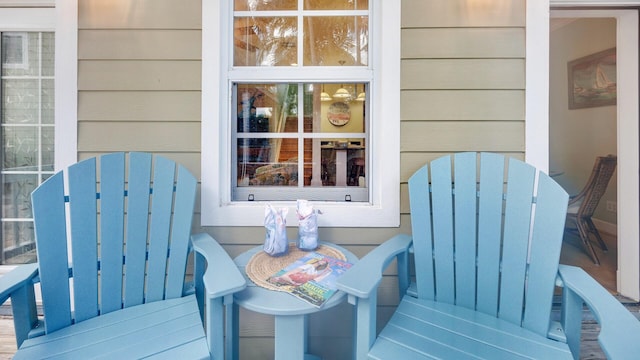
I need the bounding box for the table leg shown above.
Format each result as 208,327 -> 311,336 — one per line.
231,302 -> 239,360
275,314 -> 308,360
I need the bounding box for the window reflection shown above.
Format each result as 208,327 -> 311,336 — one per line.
234,0 -> 297,11
234,0 -> 368,11
234,17 -> 298,66
235,83 -> 367,191
233,7 -> 368,66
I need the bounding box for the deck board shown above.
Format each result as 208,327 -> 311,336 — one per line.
0,305 -> 638,359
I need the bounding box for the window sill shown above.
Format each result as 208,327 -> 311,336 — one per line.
201,199 -> 399,228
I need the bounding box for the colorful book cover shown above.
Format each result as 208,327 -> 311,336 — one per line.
266,252 -> 353,307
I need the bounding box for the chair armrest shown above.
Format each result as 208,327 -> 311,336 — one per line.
336,234 -> 412,299
191,233 -> 246,299
0,263 -> 40,347
0,263 -> 39,304
557,264 -> 640,359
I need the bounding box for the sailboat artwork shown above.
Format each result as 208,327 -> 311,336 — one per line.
568,47 -> 617,109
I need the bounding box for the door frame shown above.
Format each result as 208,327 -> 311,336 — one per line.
528,1 -> 640,300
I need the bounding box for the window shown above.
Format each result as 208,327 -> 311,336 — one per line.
202,0 -> 400,226
0,2 -> 75,267
0,31 -> 54,265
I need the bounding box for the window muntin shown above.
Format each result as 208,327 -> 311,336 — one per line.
233,82 -> 368,202
1,31 -> 54,265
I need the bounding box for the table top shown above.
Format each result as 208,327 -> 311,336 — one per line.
233,242 -> 358,316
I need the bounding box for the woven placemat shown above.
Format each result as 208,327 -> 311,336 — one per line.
246,243 -> 346,292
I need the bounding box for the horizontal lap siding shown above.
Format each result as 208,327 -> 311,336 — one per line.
79,91 -> 201,121
399,0 -> 526,217
77,0 -> 201,164
402,90 -> 525,121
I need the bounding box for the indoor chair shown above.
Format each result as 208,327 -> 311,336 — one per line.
566,154 -> 617,265
0,152 -> 245,359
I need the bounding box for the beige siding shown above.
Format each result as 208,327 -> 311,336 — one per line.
399,0 -> 527,176
78,0 -> 201,29
402,0 -> 526,28
77,0 -> 201,164
402,28 -> 525,59
78,61 -> 201,91
401,121 -> 525,152
75,0 -> 527,358
402,90 -> 525,121
79,30 -> 201,60
77,122 -> 200,152
79,91 -> 201,121
402,59 -> 525,90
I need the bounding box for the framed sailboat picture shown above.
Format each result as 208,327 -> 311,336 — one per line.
568,47 -> 617,109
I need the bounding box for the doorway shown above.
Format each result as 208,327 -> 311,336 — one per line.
549,8 -> 639,300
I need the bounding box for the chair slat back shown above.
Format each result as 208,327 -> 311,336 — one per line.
31,172 -> 74,333
408,152 -> 569,336
99,153 -> 127,314
68,157 -> 100,323
31,152 -> 197,334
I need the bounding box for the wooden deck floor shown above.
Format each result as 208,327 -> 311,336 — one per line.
0,305 -> 637,359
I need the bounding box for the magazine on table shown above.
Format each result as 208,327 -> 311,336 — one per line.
266,251 -> 353,308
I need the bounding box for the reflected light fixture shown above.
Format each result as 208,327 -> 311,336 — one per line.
355,84 -> 366,102
321,85 -> 332,101
333,85 -> 351,100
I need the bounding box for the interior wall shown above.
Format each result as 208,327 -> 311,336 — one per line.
549,17 -> 618,225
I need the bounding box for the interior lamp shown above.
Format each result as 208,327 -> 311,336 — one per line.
332,86 -> 351,100
321,85 -> 333,101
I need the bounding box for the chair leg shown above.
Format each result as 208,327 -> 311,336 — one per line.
585,218 -> 609,252
577,219 -> 601,266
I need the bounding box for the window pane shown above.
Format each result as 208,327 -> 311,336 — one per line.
234,17 -> 297,66
304,0 -> 368,10
317,138 -> 366,187
41,32 -> 55,76
303,16 -> 368,66
1,221 -> 35,265
234,0 -> 297,11
237,83 -> 298,133
1,174 -> 36,218
2,79 -> 39,124
238,138 -> 298,187
313,83 -> 367,133
42,79 -> 54,124
42,126 -> 54,171
2,126 -> 39,171
2,33 -> 41,77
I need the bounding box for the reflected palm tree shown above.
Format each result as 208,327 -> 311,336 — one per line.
234,1 -> 368,67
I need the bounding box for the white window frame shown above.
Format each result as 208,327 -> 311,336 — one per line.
202,0 -> 400,227
0,0 -> 77,271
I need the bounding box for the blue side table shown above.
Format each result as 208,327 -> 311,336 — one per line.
232,242 -> 358,360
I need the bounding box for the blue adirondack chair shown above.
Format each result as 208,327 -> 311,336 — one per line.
337,152 -> 640,359
0,152 -> 245,359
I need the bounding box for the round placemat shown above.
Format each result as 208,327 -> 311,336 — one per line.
246,243 -> 346,292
